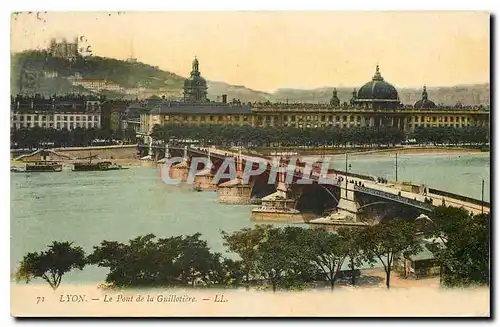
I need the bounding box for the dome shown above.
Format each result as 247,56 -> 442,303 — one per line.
414,99 -> 436,109
357,65 -> 398,100
414,85 -> 436,108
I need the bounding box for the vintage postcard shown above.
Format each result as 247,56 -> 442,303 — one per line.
10,11 -> 490,317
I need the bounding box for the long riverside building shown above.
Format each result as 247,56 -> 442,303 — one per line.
125,58 -> 490,137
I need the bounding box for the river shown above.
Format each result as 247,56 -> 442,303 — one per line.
10,152 -> 490,284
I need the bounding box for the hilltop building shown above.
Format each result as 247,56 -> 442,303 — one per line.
48,37 -> 79,60
125,58 -> 489,139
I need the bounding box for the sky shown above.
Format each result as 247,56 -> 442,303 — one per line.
11,11 -> 490,93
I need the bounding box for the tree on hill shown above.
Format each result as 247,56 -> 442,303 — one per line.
15,241 -> 86,290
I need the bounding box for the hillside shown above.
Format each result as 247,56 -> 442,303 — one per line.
11,51 -> 489,105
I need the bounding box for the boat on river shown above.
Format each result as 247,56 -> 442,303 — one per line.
72,161 -> 127,171
11,161 -> 63,173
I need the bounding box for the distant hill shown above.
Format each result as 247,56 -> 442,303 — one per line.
11,51 -> 489,105
207,81 -> 271,103
272,84 -> 490,106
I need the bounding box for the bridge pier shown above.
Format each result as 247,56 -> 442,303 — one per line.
330,180 -> 361,223
192,149 -> 217,191
217,178 -> 253,204
169,146 -> 190,182
309,180 -> 367,231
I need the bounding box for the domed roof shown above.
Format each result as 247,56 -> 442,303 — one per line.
414,85 -> 436,108
357,65 -> 398,100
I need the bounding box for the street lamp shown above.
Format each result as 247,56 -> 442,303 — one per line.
395,152 -> 398,182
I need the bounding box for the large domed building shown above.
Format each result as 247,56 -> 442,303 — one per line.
352,65 -> 401,109
183,57 -> 208,103
414,85 -> 436,109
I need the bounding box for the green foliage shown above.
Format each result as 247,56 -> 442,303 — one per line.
87,233 -> 231,288
20,215 -> 489,290
303,228 -> 348,290
11,127 -> 124,149
15,241 -> 86,289
255,227 -> 318,292
150,124 -> 407,148
359,219 -> 421,289
11,51 -> 186,95
412,126 -> 489,146
337,227 -> 366,286
425,206 -> 489,287
221,224 -> 272,288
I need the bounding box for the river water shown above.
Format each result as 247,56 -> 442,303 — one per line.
10,152 -> 490,284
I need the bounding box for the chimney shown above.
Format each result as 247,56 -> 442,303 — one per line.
222,94 -> 227,104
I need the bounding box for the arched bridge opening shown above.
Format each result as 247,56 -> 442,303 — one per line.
355,192 -> 423,224
295,183 -> 340,216
250,172 -> 277,199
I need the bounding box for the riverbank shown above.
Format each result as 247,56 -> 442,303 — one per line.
326,146 -> 488,158
10,146 -> 488,169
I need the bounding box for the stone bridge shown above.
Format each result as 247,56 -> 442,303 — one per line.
150,144 -> 489,226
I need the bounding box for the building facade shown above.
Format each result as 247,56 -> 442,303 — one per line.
68,75 -> 125,94
10,96 -> 102,131
130,59 -> 490,138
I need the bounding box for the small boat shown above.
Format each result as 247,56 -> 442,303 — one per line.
23,161 -> 63,172
192,185 -> 203,192
73,161 -> 128,171
72,150 -> 127,172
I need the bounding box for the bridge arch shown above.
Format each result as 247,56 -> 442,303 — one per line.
294,183 -> 339,215
250,173 -> 277,199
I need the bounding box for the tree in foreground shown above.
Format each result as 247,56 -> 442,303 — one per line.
15,241 -> 86,290
337,227 -> 366,286
360,219 -> 421,289
88,233 -> 229,288
221,224 -> 273,289
255,227 -> 317,292
303,228 -> 347,290
425,206 -> 489,287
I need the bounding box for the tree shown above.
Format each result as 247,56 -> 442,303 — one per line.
176,233 -> 219,287
425,206 -> 489,287
337,227 -> 365,286
303,229 -> 347,290
15,241 -> 86,290
360,219 -> 421,289
255,227 -> 317,292
88,233 -> 226,288
221,224 -> 273,289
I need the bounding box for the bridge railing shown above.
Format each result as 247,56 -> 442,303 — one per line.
354,185 -> 435,211
429,187 -> 490,209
